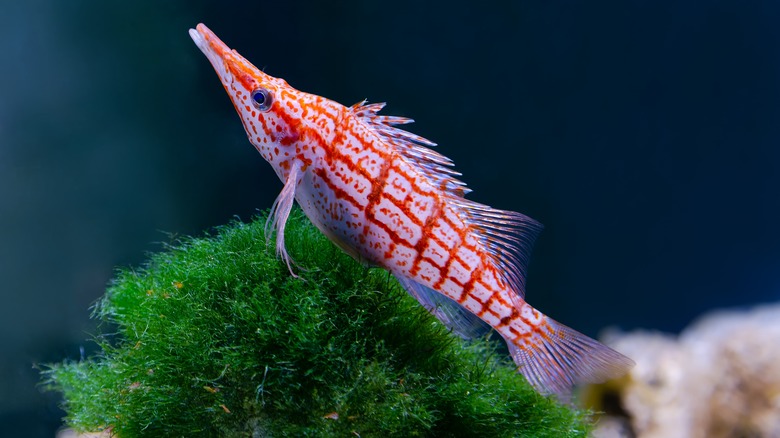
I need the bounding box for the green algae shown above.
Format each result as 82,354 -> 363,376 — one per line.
42,209 -> 592,437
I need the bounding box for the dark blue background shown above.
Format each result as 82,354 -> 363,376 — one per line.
2,1 -> 778,435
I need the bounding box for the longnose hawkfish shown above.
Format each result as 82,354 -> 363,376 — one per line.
189,23 -> 633,397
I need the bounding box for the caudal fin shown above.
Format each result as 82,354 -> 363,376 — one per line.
505,312 -> 634,398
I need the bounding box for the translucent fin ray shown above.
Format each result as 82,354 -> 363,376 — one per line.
265,163 -> 300,277
454,199 -> 543,298
351,101 -> 471,198
395,275 -> 490,340
505,313 -> 635,399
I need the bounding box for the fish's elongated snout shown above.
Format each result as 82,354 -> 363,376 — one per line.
189,23 -> 273,94
188,23 -> 223,55
189,24 -> 232,85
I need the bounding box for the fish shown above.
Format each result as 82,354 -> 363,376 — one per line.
189,23 -> 633,397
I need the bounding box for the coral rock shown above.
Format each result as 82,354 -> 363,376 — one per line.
592,303 -> 780,438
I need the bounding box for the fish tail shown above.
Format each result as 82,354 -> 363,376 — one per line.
504,305 -> 634,398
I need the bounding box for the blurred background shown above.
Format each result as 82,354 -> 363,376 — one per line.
2,1 -> 779,435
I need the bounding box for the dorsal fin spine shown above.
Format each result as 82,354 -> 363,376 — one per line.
351,100 -> 542,298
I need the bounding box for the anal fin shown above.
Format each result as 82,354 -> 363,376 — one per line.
394,275 -> 489,340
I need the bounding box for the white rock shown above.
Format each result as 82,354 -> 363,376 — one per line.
592,302 -> 780,438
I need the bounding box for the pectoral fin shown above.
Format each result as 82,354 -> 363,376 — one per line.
266,164 -> 300,276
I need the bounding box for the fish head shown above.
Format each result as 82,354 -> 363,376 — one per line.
189,23 -> 307,180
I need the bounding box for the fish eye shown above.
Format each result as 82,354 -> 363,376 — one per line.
250,88 -> 273,112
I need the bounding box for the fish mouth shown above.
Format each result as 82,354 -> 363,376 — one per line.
189,24 -> 226,60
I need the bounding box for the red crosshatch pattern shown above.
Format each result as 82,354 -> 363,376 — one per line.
191,23 -> 633,397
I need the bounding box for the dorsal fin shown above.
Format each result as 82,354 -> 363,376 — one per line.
454,199 -> 542,298
351,101 -> 471,198
352,101 -> 543,298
